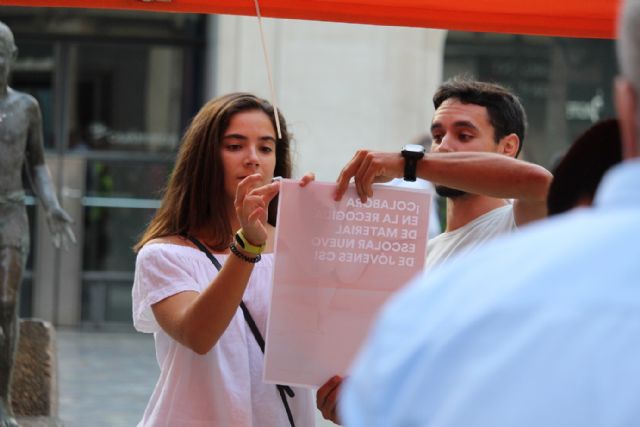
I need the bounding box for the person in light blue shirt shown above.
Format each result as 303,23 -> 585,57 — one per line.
340,0 -> 640,425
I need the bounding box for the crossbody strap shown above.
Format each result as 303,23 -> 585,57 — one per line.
184,233 -> 223,270
182,233 -> 296,427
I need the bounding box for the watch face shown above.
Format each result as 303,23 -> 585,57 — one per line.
402,144 -> 425,156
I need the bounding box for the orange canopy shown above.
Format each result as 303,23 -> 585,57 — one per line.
3,0 -> 619,39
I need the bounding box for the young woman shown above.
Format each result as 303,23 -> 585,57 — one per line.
132,93 -> 316,426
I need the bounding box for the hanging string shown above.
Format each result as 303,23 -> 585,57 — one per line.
253,0 -> 282,139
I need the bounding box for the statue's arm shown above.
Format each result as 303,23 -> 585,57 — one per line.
25,96 -> 76,248
25,97 -> 58,213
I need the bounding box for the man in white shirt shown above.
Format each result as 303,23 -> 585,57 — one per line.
317,79 -> 552,423
340,0 -> 640,425
334,78 -> 552,271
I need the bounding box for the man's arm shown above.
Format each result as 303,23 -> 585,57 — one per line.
24,96 -> 76,248
417,152 -> 551,226
334,150 -> 552,225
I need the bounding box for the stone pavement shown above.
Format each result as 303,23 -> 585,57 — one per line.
55,329 -> 336,426
56,329 -> 157,427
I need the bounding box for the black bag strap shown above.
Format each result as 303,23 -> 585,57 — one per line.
182,233 -> 296,427
184,233 -> 223,270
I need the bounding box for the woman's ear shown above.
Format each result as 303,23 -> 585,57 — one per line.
498,133 -> 520,158
615,76 -> 639,159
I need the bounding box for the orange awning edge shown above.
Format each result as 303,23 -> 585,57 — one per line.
1,0 -> 619,39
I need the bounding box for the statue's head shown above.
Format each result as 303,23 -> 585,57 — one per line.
0,21 -> 17,82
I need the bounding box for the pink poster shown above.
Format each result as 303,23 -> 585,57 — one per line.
264,180 -> 431,388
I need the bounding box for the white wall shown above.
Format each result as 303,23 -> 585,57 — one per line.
211,15 -> 446,181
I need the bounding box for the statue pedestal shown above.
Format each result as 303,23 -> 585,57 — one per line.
10,319 -> 63,426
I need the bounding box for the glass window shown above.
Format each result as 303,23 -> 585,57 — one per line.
84,158 -> 173,199
71,44 -> 185,153
11,42 -> 55,149
81,280 -> 135,324
83,205 -> 158,272
82,158 -> 170,272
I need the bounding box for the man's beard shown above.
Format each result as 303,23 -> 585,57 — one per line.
435,185 -> 468,199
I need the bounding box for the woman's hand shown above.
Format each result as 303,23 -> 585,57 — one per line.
235,174 -> 280,245
298,171 -> 316,187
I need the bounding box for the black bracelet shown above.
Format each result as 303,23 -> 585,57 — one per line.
229,242 -> 262,263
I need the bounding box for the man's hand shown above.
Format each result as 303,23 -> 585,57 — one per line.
317,375 -> 344,425
46,206 -> 76,251
334,150 -> 403,202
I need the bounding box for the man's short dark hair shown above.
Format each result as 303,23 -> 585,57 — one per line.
433,78 -> 527,156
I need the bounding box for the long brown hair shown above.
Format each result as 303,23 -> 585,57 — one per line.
134,93 -> 292,252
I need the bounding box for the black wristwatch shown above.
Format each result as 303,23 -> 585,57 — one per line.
401,144 -> 426,182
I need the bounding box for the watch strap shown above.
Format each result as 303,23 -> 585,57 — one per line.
403,157 -> 418,181
401,144 -> 425,182
235,229 -> 265,255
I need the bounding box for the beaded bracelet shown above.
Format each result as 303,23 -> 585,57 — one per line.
229,242 -> 262,263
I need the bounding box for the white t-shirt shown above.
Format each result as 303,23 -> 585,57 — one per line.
386,178 -> 441,238
425,204 -> 516,270
132,243 -> 315,427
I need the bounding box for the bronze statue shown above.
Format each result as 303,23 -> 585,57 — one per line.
0,21 -> 75,427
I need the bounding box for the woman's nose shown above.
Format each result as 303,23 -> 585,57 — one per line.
244,146 -> 260,167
